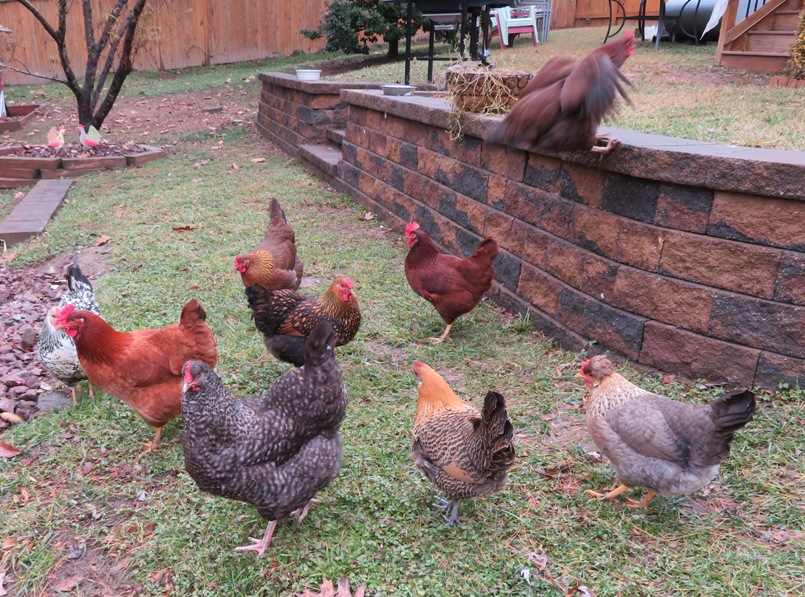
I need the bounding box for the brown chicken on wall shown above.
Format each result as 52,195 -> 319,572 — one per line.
411,361 -> 515,526
404,221 -> 498,344
55,299 -> 219,448
485,31 -> 636,153
245,277 -> 361,367
235,198 -> 304,291
576,355 -> 756,508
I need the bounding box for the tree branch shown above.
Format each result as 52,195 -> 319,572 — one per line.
91,0 -> 131,107
0,62 -> 67,85
12,0 -> 61,41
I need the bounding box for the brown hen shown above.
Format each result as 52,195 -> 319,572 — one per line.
485,31 -> 636,153
577,355 -> 756,508
55,299 -> 219,448
246,277 -> 361,367
404,221 -> 498,343
235,198 -> 304,291
411,361 -> 515,526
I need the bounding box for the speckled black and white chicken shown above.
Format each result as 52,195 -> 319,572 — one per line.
181,321 -> 347,556
576,355 -> 756,508
36,256 -> 101,404
411,361 -> 516,526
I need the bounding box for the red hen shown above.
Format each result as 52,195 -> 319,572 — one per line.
404,221 -> 498,343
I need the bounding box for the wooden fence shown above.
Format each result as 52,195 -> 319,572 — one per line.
0,0 -> 328,85
0,0 -> 661,87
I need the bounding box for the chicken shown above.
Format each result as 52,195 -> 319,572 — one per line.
485,31 -> 636,153
404,221 -> 498,344
235,198 -> 304,291
181,322 -> 346,555
245,277 -> 361,367
36,256 -> 101,405
576,355 -> 756,509
54,299 -> 219,448
411,361 -> 515,526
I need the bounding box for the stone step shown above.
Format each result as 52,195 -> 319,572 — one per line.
298,142 -> 342,177
0,179 -> 73,247
326,127 -> 346,146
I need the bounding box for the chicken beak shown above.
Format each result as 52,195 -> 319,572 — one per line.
574,372 -> 585,379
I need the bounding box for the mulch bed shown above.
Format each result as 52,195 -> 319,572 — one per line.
4,141 -> 151,159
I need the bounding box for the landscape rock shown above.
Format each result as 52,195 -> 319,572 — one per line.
37,391 -> 73,413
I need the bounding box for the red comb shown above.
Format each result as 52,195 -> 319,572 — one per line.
343,277 -> 353,288
405,221 -> 420,235
183,363 -> 194,384
57,304 -> 75,323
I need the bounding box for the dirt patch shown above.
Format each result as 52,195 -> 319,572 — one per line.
2,141 -> 151,159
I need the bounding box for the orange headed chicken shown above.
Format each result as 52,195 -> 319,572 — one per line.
245,277 -> 361,367
576,355 -> 756,509
55,299 -> 219,448
235,198 -> 304,291
411,361 -> 515,526
485,32 -> 636,153
404,221 -> 498,344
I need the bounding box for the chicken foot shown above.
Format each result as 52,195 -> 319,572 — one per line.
291,498 -> 321,524
586,483 -> 631,502
429,323 -> 453,344
235,519 -> 277,556
591,134 -> 620,154
625,490 -> 656,510
432,496 -> 461,527
140,427 -> 164,453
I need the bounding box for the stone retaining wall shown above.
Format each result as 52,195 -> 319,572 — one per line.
256,74 -> 805,389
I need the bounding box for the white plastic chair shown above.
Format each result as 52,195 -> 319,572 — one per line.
488,6 -> 539,49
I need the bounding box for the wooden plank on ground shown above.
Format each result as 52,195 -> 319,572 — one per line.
0,179 -> 73,247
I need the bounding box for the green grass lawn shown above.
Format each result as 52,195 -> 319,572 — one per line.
1,48 -> 804,596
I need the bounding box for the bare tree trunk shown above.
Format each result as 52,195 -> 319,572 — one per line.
13,0 -> 149,130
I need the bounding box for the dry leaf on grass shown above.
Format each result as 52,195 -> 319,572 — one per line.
358,212 -> 374,221
52,575 -> 83,592
251,157 -> 266,163
171,225 -> 196,232
13,191 -> 25,200
231,163 -> 240,169
0,441 -> 22,458
93,235 -> 111,247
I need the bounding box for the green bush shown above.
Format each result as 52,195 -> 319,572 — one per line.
300,0 -> 426,56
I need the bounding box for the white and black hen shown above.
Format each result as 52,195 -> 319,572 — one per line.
181,321 -> 346,556
36,255 -> 101,404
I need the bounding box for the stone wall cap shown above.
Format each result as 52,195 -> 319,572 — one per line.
340,89 -> 805,201
258,71 -> 383,92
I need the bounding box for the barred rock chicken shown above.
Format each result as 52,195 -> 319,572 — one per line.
411,361 -> 515,526
404,222 -> 498,343
485,31 -> 636,153
235,198 -> 304,291
55,299 -> 219,448
576,355 -> 756,508
181,322 -> 346,556
37,256 -> 101,405
246,277 -> 361,367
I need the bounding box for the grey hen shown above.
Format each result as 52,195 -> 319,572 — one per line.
576,355 -> 756,508
181,321 -> 346,555
36,255 -> 101,404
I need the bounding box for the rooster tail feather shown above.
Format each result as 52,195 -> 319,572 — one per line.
481,391 -> 516,468
711,388 -> 756,435
304,321 -> 336,369
472,238 -> 500,262
269,198 -> 287,225
66,256 -> 93,293
180,299 -> 207,326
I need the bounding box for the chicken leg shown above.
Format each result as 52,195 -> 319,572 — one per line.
140,427 -> 164,453
235,519 -> 277,556
626,490 -> 656,510
591,134 -> 620,154
290,498 -> 320,524
429,323 -> 453,344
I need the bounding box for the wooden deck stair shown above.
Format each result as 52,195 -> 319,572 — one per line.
717,0 -> 802,72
